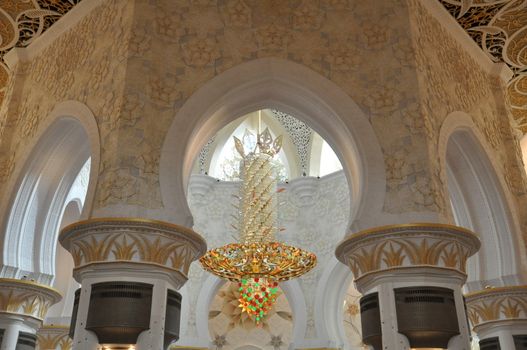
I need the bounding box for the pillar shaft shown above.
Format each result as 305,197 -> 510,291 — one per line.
0,279 -> 61,350
1,320 -> 20,350
59,218 -> 206,350
336,223 -> 480,350
466,285 -> 527,350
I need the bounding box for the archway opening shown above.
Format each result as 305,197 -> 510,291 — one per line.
159,58 -> 386,231
161,58 -> 385,349
446,129 -> 521,290
194,109 -> 343,181
3,117 -> 92,285
45,158 -> 91,325
180,108 -> 352,348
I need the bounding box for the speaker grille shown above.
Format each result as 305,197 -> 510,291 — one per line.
479,337 -> 501,350
86,282 -> 152,344
395,286 -> 459,348
16,332 -> 36,350
164,289 -> 182,349
69,288 -> 81,339
514,334 -> 527,350
360,293 -> 382,350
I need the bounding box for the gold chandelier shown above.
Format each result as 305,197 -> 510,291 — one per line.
200,128 -> 317,323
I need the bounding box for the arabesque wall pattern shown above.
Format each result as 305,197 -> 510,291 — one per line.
0,0 -> 525,246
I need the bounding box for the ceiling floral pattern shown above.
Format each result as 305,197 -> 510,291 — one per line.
0,0 -> 81,104
439,0 -> 527,132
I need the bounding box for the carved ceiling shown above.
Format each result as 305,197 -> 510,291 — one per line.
439,0 -> 527,133
0,0 -> 524,133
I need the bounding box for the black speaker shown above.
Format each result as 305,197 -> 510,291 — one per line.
86,282 -> 153,344
164,289 -> 182,349
360,292 -> 382,350
16,332 -> 36,350
479,337 -> 501,350
395,286 -> 459,348
69,288 -> 81,339
514,334 -> 527,350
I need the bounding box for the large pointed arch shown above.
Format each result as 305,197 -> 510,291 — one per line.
159,58 -> 385,230
439,112 -> 526,290
0,100 -> 100,284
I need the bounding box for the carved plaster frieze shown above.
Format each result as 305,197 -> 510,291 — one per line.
37,325 -> 71,350
465,285 -> 527,330
0,1 -> 82,99
59,217 -> 207,282
0,278 -> 61,322
335,223 -> 480,282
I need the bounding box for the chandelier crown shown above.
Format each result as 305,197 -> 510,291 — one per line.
234,127 -> 283,158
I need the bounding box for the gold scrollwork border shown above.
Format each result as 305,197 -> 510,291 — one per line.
60,217 -> 206,251
465,285 -> 527,328
335,223 -> 481,279
59,217 -> 207,276
336,222 -> 480,255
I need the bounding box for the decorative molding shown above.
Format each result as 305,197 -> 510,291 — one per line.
465,285 -> 527,330
335,223 -> 480,283
59,217 -> 207,282
0,278 -> 61,322
37,325 -> 71,350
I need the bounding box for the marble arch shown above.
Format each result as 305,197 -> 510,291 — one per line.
0,100 -> 100,285
439,111 -> 527,290
159,57 -> 386,230
161,58 -> 379,349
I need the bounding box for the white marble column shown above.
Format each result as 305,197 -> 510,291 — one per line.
466,286 -> 527,350
1,318 -> 21,350
71,283 -> 98,350
0,279 -> 62,350
336,223 -> 480,350
136,281 -> 169,350
59,218 -> 206,350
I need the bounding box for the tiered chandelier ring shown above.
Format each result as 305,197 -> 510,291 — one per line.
200,241 -> 317,281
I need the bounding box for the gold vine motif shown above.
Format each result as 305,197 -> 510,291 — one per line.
467,295 -> 527,326
70,232 -> 196,274
346,238 -> 469,277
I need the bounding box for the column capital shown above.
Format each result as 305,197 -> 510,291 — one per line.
336,223 -> 480,290
0,278 -> 61,324
465,285 -> 527,332
59,217 -> 207,289
37,325 -> 71,350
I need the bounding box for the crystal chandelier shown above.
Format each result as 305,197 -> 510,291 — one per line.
200,128 -> 317,323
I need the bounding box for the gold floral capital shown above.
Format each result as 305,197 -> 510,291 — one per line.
37,325 -> 71,350
59,217 -> 207,282
465,285 -> 527,330
0,278 -> 61,322
335,223 -> 480,281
